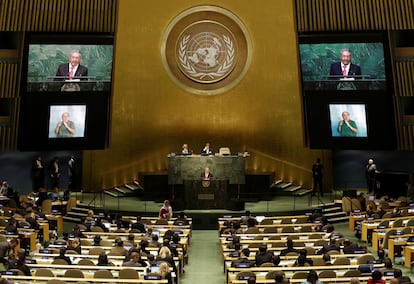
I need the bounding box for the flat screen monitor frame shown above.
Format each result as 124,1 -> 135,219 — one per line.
304,91 -> 396,150
18,92 -> 110,151
298,31 -> 393,93
22,32 -> 114,94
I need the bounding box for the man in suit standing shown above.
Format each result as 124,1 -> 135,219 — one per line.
312,158 -> 323,197
200,167 -> 213,180
330,48 -> 361,78
32,155 -> 44,193
55,50 -> 88,80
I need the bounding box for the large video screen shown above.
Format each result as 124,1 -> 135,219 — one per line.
18,93 -> 110,151
48,105 -> 87,139
23,33 -> 113,93
299,33 -> 390,92
304,93 -> 395,150
329,104 -> 368,138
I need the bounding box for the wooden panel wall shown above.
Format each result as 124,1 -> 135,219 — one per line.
295,0 -> 414,150
0,0 -> 117,151
0,0 -> 117,32
295,0 -> 414,31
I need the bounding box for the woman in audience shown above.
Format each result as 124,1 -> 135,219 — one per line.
156,246 -> 177,276
157,261 -> 173,284
159,200 -> 172,220
97,252 -> 114,266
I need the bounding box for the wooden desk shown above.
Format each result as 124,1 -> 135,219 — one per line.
168,154 -> 246,184
226,264 -> 384,284
230,276 -> 392,284
404,245 -> 414,267
2,275 -> 168,283
349,214 -> 365,232
46,214 -> 63,233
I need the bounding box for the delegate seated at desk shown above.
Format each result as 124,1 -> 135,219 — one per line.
180,144 -> 192,155
200,167 -> 213,180
200,143 -> 213,155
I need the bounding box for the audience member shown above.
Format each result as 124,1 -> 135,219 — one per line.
149,234 -> 161,248
317,238 -> 339,255
97,252 -> 114,266
342,238 -> 360,254
255,244 -> 274,266
240,210 -> 253,224
379,258 -> 397,274
0,239 -> 19,267
350,278 -> 360,284
274,271 -> 285,284
123,252 -> 145,267
377,249 -> 386,262
159,200 -> 173,220
66,238 -> 81,254
156,246 -> 177,275
301,270 -> 323,284
322,253 -> 331,265
280,238 -> 298,256
7,252 -> 31,276
93,235 -> 102,246
54,248 -> 71,265
157,261 -> 173,284
393,269 -> 411,284
131,216 -> 146,232
110,239 -> 127,256
368,270 -> 385,284
231,248 -> 255,267
245,218 -> 260,234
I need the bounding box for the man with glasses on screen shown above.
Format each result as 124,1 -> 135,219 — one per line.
54,112 -> 75,138
55,50 -> 88,80
338,111 -> 358,137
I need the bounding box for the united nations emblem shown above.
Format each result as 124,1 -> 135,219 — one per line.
161,6 -> 251,95
178,29 -> 237,83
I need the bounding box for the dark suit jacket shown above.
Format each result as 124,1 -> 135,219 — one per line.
55,64 -> 88,80
200,172 -> 213,179
329,62 -> 361,77
255,251 -> 274,266
131,222 -> 146,233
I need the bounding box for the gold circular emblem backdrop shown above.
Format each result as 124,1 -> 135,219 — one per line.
161,6 -> 252,96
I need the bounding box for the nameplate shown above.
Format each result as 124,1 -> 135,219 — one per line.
198,194 -> 214,200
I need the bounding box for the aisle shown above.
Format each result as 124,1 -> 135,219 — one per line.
180,230 -> 225,284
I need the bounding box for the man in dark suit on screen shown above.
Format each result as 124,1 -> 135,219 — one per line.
329,48 -> 361,78
55,50 -> 88,80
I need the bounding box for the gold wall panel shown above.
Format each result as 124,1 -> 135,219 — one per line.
0,0 -> 116,32
83,0 -> 327,191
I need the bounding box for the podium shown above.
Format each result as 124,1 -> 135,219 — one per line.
168,155 -> 245,184
183,179 -> 229,209
27,79 -> 111,92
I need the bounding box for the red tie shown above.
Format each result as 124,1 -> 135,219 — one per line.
342,65 -> 347,77
69,66 -> 74,79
